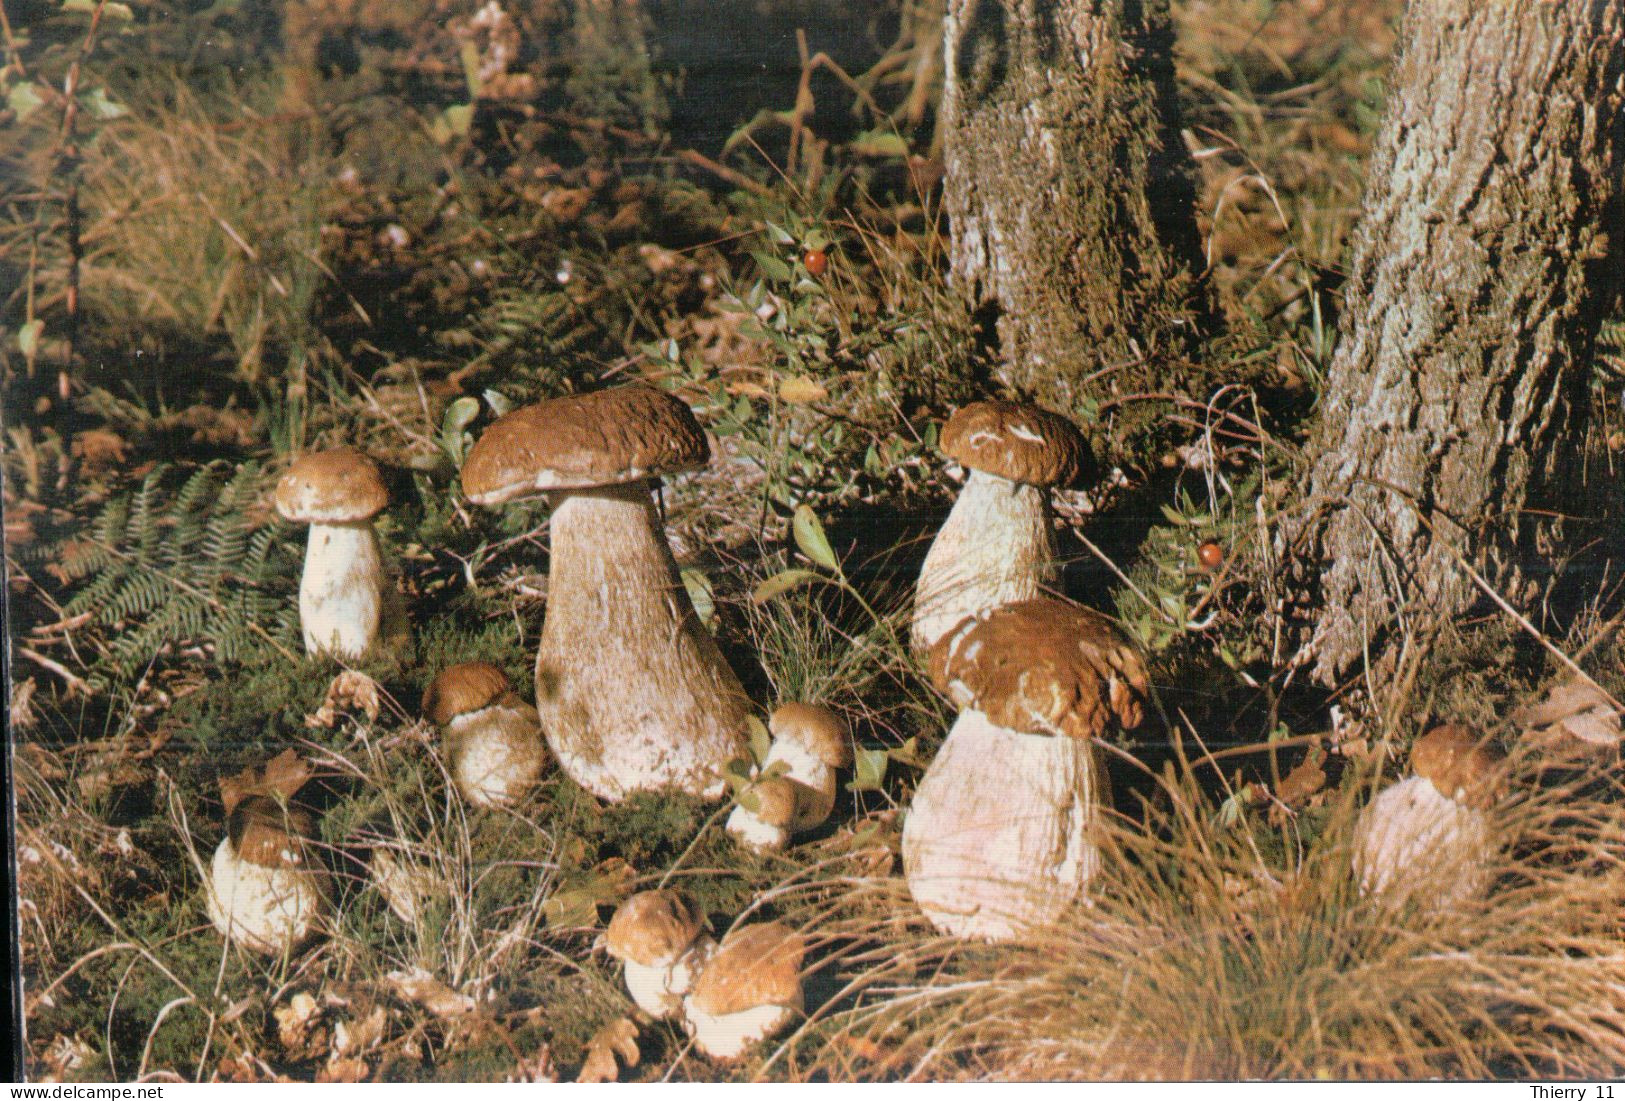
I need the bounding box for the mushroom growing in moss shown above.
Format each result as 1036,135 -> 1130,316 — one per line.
682,921 -> 805,1061
910,401 -> 1089,653
460,384 -> 749,801
903,599 -> 1149,941
275,447 -> 391,660
1353,723 -> 1505,910
724,774 -> 800,852
604,889 -> 715,1019
423,661 -> 547,808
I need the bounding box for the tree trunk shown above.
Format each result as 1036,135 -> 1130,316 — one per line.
942,0 -> 1206,410
1293,0 -> 1625,686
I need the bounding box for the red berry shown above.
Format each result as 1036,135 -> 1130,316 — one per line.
1197,540 -> 1224,571
803,249 -> 828,276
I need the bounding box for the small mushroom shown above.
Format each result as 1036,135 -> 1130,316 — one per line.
724,775 -> 800,852
910,401 -> 1089,653
604,890 -> 715,1019
423,662 -> 547,808
1353,723 -> 1505,910
275,448 -> 391,660
207,796 -> 329,954
903,598 -> 1149,941
682,922 -> 805,1061
764,702 -> 852,832
461,384 -> 750,801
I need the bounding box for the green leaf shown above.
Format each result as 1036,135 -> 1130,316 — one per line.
764,220 -> 796,246
751,569 -> 821,604
681,567 -> 716,628
847,747 -> 890,792
792,504 -> 839,571
8,82 -> 44,122
17,319 -> 43,357
745,715 -> 771,766
750,249 -> 793,284
1159,504 -> 1190,526
482,389 -> 513,417
79,87 -> 126,120
847,129 -> 910,158
442,395 -> 480,434
887,736 -> 929,770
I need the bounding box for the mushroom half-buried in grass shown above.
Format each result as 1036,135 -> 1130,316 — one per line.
725,703 -> 852,848
903,598 -> 1149,941
681,921 -> 806,1061
460,384 -> 749,801
423,661 -> 547,808
604,889 -> 715,1019
1353,723 -> 1505,911
910,400 -> 1090,653
275,447 -> 391,661
207,751 -> 330,955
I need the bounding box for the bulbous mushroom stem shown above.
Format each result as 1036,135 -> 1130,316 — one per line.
911,469 -> 1057,653
299,521 -> 385,660
682,996 -> 803,1062
446,694 -> 546,807
902,708 -> 1102,941
207,837 -> 329,954
1353,775 -> 1494,910
537,482 -> 749,801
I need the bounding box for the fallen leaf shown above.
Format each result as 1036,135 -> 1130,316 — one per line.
222,749 -> 312,815
778,375 -> 828,404
577,1018 -> 639,1083
316,1057 -> 370,1083
305,671 -> 382,729
385,968 -> 474,1018
1513,678 -> 1622,752
274,991 -> 327,1058
507,1046 -> 558,1083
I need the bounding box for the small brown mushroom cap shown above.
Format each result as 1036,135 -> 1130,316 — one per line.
929,599 -> 1149,739
688,922 -> 806,1016
770,702 -> 852,768
1411,724 -> 1505,810
275,448 -> 389,523
229,796 -> 318,870
746,776 -> 800,829
423,662 -> 512,726
940,400 -> 1089,488
605,890 -> 706,966
460,384 -> 709,506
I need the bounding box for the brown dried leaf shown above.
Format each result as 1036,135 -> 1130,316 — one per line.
316,1057 -> 370,1083
222,749 -> 312,815
778,375 -> 829,404
274,992 -> 328,1058
577,1017 -> 639,1083
1514,678 -> 1622,751
385,968 -> 475,1018
1275,748 -> 1327,806
305,671 -> 382,729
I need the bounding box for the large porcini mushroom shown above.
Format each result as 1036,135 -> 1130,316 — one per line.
910,401 -> 1089,653
207,751 -> 329,954
682,921 -> 806,1060
460,385 -> 749,801
423,661 -> 547,807
1353,723 -> 1504,910
275,447 -> 391,660
604,889 -> 715,1019
903,598 -> 1149,941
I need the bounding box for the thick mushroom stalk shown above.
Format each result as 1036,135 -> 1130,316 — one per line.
904,599 -> 1148,941
910,401 -> 1088,653
461,385 -> 749,803
539,483 -> 749,799
1353,724 -> 1503,911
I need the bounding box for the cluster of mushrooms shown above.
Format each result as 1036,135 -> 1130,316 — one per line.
206,383 -> 1513,1066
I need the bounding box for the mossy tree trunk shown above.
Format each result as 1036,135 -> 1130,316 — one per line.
1290,0 -> 1625,686
941,0 -> 1206,410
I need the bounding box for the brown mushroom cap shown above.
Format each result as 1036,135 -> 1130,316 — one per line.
605,890 -> 706,966
275,448 -> 389,523
460,384 -> 709,506
423,662 -> 512,726
688,922 -> 806,1016
229,796 -> 318,870
769,702 -> 852,768
746,776 -> 799,829
940,400 -> 1089,488
1411,724 -> 1505,809
929,599 -> 1149,739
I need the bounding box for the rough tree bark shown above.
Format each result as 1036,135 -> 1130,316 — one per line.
1293,0 -> 1625,685
941,0 -> 1206,410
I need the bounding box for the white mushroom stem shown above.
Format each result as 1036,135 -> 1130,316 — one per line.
762,740 -> 837,832
622,935 -> 715,1019
911,469 -> 1057,652
537,483 -> 748,801
447,695 -> 545,807
902,708 -> 1101,941
299,521 -> 385,660
682,993 -> 803,1061
207,838 -> 328,954
1353,776 -> 1494,910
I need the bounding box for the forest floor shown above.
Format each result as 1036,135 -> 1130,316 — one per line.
6,0 -> 1625,1082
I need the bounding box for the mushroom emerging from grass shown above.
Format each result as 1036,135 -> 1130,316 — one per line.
910,401 -> 1089,653
275,447 -> 390,660
207,751 -> 329,954
725,775 -> 800,852
904,599 -> 1149,941
682,921 -> 806,1060
423,661 -> 547,808
604,889 -> 715,1019
1353,723 -> 1505,910
460,384 -> 749,801
725,704 -> 852,847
